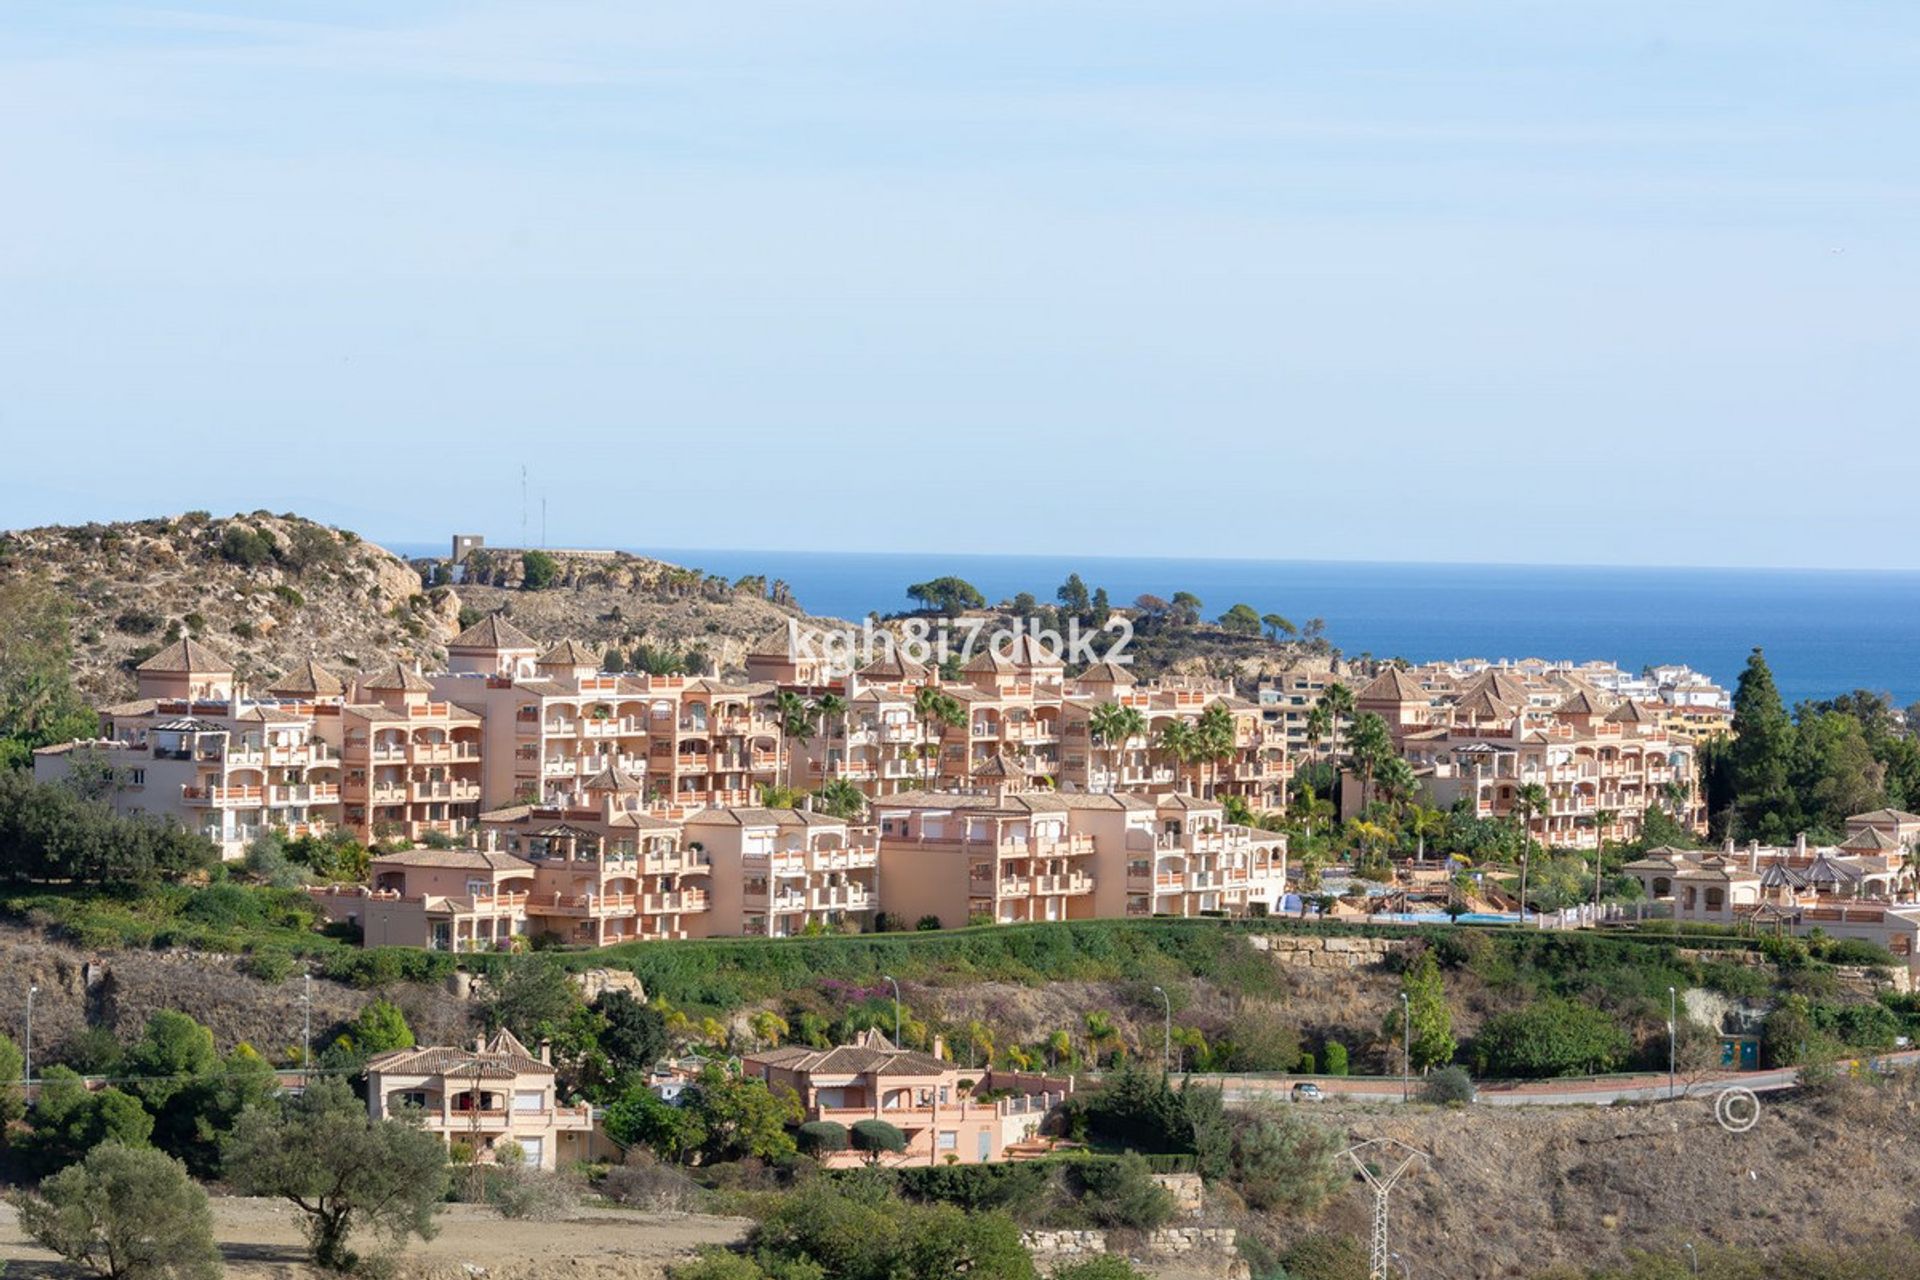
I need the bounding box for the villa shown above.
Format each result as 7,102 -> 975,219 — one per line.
366,1028 -> 597,1170
741,1028 -> 1072,1166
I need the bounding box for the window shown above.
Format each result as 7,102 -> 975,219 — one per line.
937,1131 -> 958,1151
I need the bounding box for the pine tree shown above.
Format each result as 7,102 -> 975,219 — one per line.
1728,648 -> 1798,842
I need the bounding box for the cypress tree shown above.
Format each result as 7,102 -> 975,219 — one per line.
1728,648 -> 1798,842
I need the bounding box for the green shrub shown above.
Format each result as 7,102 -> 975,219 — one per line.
1068,1152 -> 1175,1230
1322,1041 -> 1348,1076
521,550 -> 560,590
850,1119 -> 906,1158
1422,1065 -> 1475,1105
797,1121 -> 850,1155
1473,997 -> 1630,1078
1277,1232 -> 1369,1280
219,524 -> 276,568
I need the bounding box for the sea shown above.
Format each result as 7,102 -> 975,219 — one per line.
389,542 -> 1920,708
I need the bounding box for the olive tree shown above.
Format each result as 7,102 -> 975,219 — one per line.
16,1141 -> 221,1280
224,1076 -> 448,1271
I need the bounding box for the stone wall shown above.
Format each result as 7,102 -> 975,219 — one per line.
1152,1171 -> 1205,1216
1023,1227 -> 1248,1278
1249,932 -> 1410,969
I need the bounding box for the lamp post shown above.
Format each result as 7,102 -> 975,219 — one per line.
1400,992 -> 1411,1102
1151,985 -> 1172,1073
1668,986 -> 1678,1101
1682,1243 -> 1698,1276
25,984 -> 38,1086
303,972 -> 313,1083
882,974 -> 901,1043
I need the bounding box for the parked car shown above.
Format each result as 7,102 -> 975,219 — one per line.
1291,1081 -> 1325,1102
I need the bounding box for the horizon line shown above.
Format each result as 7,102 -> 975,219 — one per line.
373,534 -> 1916,579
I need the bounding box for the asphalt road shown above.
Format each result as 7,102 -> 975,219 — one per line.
1192,1048 -> 1920,1107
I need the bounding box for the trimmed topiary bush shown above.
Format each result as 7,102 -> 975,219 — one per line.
849,1119 -> 907,1159
796,1121 -> 850,1155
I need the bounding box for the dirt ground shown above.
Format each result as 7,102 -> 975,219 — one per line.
0,1198 -> 751,1280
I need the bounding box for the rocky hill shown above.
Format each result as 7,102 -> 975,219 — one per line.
0,513 -> 832,702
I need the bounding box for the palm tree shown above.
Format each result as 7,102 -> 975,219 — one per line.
913,684 -> 965,789
1088,702 -> 1148,791
748,1010 -> 789,1049
1157,720 -> 1199,791
1407,805 -> 1446,863
810,691 -> 848,775
1083,1011 -> 1121,1067
1046,1029 -> 1072,1070
1303,704 -> 1331,772
772,690 -> 814,788
1319,682 -> 1355,764
1005,1044 -> 1034,1071
1349,819 -> 1391,865
1195,703 -> 1238,799
812,776 -> 866,820
1513,783 -> 1549,922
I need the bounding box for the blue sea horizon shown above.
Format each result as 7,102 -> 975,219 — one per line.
385,541 -> 1920,708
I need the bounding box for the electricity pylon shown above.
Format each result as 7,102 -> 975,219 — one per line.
1341,1138 -> 1432,1280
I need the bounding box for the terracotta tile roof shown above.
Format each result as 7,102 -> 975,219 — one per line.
1357,667 -> 1424,703
136,638 -> 234,673
857,653 -> 931,682
581,764 -> 646,793
538,639 -> 599,668
361,663 -> 435,693
1604,700 -> 1655,724
1839,826 -> 1902,852
1552,690 -> 1603,717
369,1028 -> 550,1079
102,699 -> 160,716
1074,660 -> 1136,687
972,752 -> 1033,779
371,848 -> 533,872
745,1028 -> 950,1078
269,659 -> 345,697
449,613 -> 539,651
1850,808 -> 1920,825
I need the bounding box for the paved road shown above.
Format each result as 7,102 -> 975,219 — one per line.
1191,1048 -> 1920,1108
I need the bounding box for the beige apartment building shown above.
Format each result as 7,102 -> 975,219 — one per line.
433,615 -> 780,814
367,1028 -> 596,1170
687,807 -> 879,937
33,640 -> 346,858
872,778 -> 1287,927
330,663 -> 484,842
1357,666 -> 1707,848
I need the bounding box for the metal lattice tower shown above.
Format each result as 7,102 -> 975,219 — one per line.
1341,1138 -> 1432,1280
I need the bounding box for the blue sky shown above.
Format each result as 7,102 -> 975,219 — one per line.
2,2 -> 1916,568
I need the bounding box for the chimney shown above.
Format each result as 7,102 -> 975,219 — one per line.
1795,832 -> 1807,858
931,1034 -> 947,1061
539,1040 -> 552,1065
474,1033 -> 485,1052
1723,837 -> 1735,855
1748,840 -> 1760,874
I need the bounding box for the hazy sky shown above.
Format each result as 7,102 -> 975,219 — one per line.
3,2 -> 1916,568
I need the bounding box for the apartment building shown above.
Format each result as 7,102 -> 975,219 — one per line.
1358,666 -> 1707,848
686,807 -> 879,937
367,1028 -> 596,1169
330,663 -> 484,842
741,1028 -> 1072,1167
1254,669 -> 1352,759
433,619 -> 780,813
872,778 -> 1287,927
33,640 -> 346,858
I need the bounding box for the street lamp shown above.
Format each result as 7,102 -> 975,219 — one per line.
1682,1243 -> 1698,1276
1667,986 -> 1678,1101
882,974 -> 901,1043
1400,992 -> 1411,1102
1151,985 -> 1171,1073
25,984 -> 38,1085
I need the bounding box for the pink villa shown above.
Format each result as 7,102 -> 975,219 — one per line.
366,1028 -> 597,1170
741,1029 -> 1072,1166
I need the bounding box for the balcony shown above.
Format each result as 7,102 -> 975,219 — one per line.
268,783 -> 341,805
644,890 -> 710,913
808,885 -> 875,911
369,783 -> 408,805
414,781 -> 482,803
1033,873 -> 1093,896
180,784 -> 263,806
